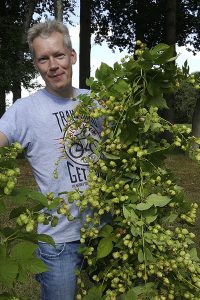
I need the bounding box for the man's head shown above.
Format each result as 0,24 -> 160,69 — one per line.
27,19 -> 72,56
27,19 -> 77,98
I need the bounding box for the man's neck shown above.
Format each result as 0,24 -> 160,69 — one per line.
45,86 -> 74,99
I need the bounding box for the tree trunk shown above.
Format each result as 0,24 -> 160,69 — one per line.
165,0 -> 176,46
12,80 -> 22,102
11,0 -> 38,104
79,0 -> 91,89
0,87 -> 6,117
54,0 -> 63,22
162,0 -> 176,125
24,0 -> 39,40
135,0 -> 146,44
192,96 -> 200,148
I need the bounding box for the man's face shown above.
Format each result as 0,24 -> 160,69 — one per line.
32,31 -> 76,98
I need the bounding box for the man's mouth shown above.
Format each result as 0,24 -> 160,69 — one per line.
51,74 -> 63,81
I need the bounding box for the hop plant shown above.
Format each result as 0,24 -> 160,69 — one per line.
59,43 -> 200,299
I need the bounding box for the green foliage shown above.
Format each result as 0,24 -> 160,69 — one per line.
174,77 -> 200,124
0,0 -> 76,96
63,43 -> 200,300
0,143 -> 57,299
91,0 -> 200,54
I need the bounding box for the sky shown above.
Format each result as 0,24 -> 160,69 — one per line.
7,3 -> 200,102
69,24 -> 200,88
20,23 -> 200,99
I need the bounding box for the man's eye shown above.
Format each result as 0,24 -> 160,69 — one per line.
57,54 -> 65,59
38,57 -> 48,63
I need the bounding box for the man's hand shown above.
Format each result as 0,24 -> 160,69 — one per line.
0,131 -> 8,147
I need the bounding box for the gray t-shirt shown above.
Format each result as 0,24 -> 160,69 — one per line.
0,88 -> 101,243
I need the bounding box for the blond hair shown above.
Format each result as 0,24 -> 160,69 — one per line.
27,19 -> 72,56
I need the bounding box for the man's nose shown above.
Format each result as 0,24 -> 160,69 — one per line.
49,57 -> 58,69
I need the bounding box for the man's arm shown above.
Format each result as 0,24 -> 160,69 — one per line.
0,131 -> 8,147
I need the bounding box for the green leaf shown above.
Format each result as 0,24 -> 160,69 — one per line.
143,114 -> 151,132
17,268 -> 28,283
9,188 -> 47,207
131,226 -> 141,237
36,234 -> 55,245
113,79 -> 130,94
48,197 -> 61,210
144,93 -> 168,109
142,48 -> 153,61
154,47 -> 174,64
102,152 -> 120,160
150,43 -> 170,56
148,79 -> 161,94
131,285 -> 146,296
127,193 -> 138,203
8,188 -> 32,205
119,288 -> 137,300
15,231 -> 55,246
146,194 -> 171,207
86,77 -> 94,87
138,249 -> 144,263
120,123 -> 138,145
145,214 -> 158,224
142,207 -> 158,224
130,210 -> 139,222
99,224 -> 113,238
11,241 -> 37,259
0,258 -> 18,288
0,293 -> 12,300
83,285 -> 105,300
132,282 -> 158,297
167,56 -> 177,62
137,60 -> 153,71
95,63 -> 114,87
189,248 -> 200,262
136,202 -> 152,211
162,212 -> 178,223
9,206 -> 26,219
97,237 -> 113,259
26,257 -> 48,274
144,247 -> 155,262
136,220 -> 144,227
1,227 -> 17,239
123,205 -> 131,219
27,190 -> 48,206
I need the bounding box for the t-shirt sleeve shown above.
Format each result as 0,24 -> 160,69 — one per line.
0,100 -> 31,148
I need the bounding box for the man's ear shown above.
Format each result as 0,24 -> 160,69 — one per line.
71,49 -> 77,65
33,59 -> 39,71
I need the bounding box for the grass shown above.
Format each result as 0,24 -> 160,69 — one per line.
165,152 -> 200,249
1,153 -> 200,299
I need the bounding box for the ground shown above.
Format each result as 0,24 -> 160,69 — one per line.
1,152 -> 200,299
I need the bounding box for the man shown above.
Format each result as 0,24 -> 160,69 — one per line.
0,19 -> 101,300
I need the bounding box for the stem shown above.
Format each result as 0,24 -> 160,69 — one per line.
141,216 -> 147,282
138,159 -> 147,282
177,270 -> 200,292
3,230 -> 19,243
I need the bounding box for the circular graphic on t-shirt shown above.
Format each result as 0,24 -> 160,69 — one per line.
63,122 -> 100,166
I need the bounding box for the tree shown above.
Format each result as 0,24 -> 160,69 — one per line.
174,77 -> 198,124
0,0 -> 76,116
0,0 -> 41,115
191,72 -> 200,142
89,0 -> 200,125
62,43 -> 200,299
91,1 -> 200,54
54,0 -> 64,21
161,0 -> 176,125
79,0 -> 91,88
